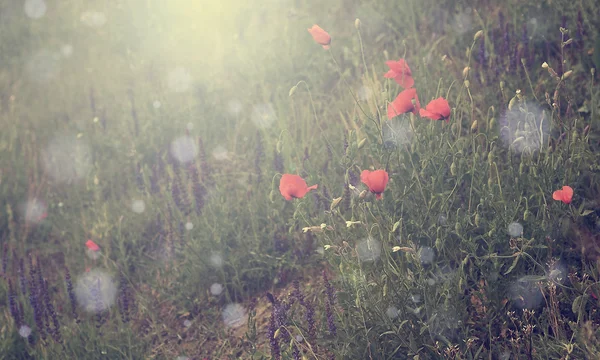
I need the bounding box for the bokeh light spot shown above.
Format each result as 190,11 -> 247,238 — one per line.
508,222 -> 523,237
131,199 -> 145,213
356,237 -> 382,262
210,283 -> 224,296
170,135 -> 198,164
222,303 -> 247,329
167,67 -> 193,93
74,269 -> 117,313
251,103 -> 276,129
24,0 -> 46,19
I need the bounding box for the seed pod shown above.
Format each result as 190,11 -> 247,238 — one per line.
471,120 -> 478,133
355,18 -> 361,29
508,96 -> 518,110
357,138 -> 367,149
450,161 -> 457,176
435,237 -> 443,250
288,86 -> 297,97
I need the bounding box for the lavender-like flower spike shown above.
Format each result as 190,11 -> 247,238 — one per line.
273,149 -> 284,175
323,270 -> 337,337
255,131 -> 264,185
18,257 -> 27,295
93,278 -> 106,329
43,279 -> 63,344
478,35 -> 486,69
64,266 -> 79,323
135,162 -> 145,192
188,163 -> 206,216
8,279 -> 21,326
28,257 -> 46,341
268,311 -> 281,360
1,242 -> 8,277
118,271 -> 131,323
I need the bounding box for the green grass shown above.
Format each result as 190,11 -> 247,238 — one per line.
1,0 -> 600,358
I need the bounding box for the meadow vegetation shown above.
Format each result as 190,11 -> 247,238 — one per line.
1,0 -> 600,358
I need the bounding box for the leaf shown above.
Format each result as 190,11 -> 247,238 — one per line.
392,220 -> 401,232
504,255 -> 520,275
517,275 -> 547,282
572,295 -> 583,315
581,209 -> 594,217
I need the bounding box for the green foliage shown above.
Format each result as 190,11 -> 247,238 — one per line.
1,0 -> 600,359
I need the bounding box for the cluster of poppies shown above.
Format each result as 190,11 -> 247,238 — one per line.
283,25 -> 575,207
307,24 -> 451,122
279,169 -> 390,202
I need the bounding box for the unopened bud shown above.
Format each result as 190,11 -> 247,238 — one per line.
288,85 -> 297,97
354,18 -> 361,29
471,120 -> 478,133
561,70 -> 573,80
541,62 -> 549,69
462,66 -> 470,78
474,30 -> 484,41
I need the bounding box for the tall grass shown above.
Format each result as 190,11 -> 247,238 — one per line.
1,0 -> 600,358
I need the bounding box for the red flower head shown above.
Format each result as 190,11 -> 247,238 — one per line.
307,25 -> 331,49
86,239 -> 100,252
419,97 -> 451,121
361,169 -> 389,200
387,88 -> 420,119
384,59 -> 414,89
552,185 -> 573,204
279,174 -> 318,201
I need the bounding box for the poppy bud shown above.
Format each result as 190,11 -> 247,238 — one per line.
464,80 -> 470,88
519,162 -> 525,175
289,85 -> 297,97
470,120 -> 478,133
357,138 -> 367,149
354,18 -> 361,30
435,237 -> 442,250
450,161 -> 457,176
488,117 -> 496,129
330,197 -> 342,211
455,222 -> 461,234
562,70 -> 573,80
474,30 -> 484,41
487,150 -> 494,164
572,129 -> 578,142
462,66 -> 470,78
524,210 -> 532,221
359,190 -> 368,199
508,96 -> 518,110
392,220 -> 402,232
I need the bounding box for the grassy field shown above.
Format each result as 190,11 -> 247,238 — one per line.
2,0 -> 600,358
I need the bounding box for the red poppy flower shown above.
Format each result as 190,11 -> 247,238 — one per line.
279,174 -> 318,201
419,97 -> 451,121
307,25 -> 331,49
387,88 -> 420,119
552,186 -> 573,204
384,59 -> 414,89
86,239 -> 100,252
360,169 -> 389,200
